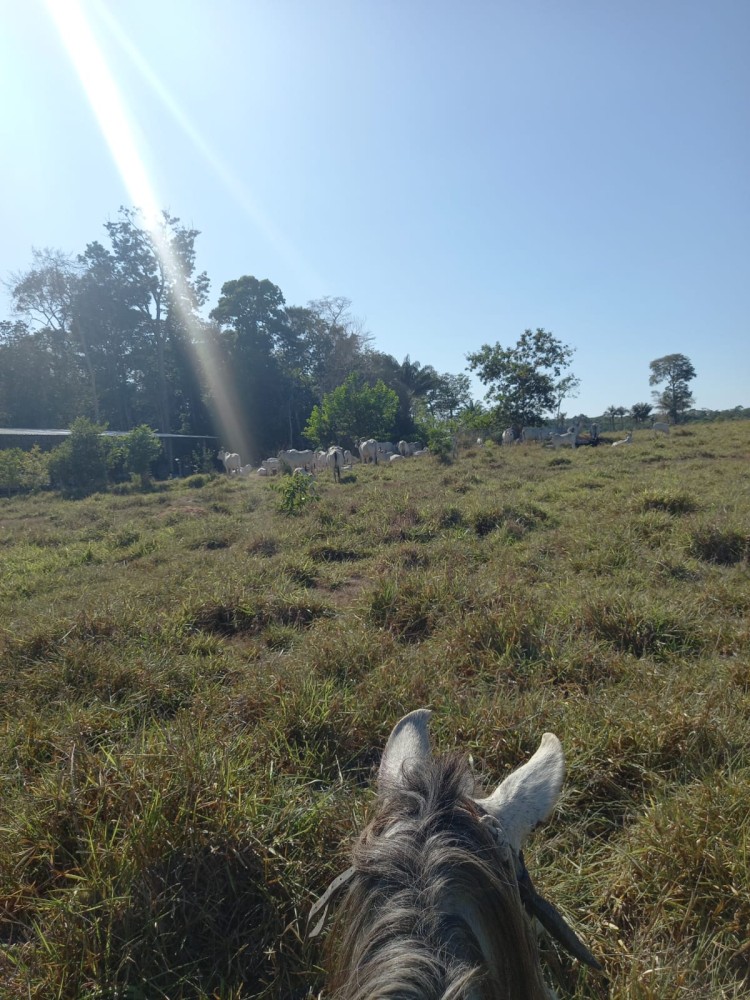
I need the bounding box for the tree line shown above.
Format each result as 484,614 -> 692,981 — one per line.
0,208 -> 475,458
2,206 -> 715,463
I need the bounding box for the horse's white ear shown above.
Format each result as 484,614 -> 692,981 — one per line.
378,709 -> 433,792
473,733 -> 565,851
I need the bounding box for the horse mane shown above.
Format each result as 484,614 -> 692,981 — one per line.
327,753 -> 551,1000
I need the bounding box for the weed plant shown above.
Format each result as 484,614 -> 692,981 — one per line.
0,422 -> 749,997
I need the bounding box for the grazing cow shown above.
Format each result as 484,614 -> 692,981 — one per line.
653,421 -> 670,435
278,448 -> 316,472
358,439 -> 378,465
397,440 -> 421,457
327,446 -> 345,482
218,449 -> 241,475
314,709 -> 602,996
522,426 -> 552,443
549,423 -> 579,450
612,431 -> 633,447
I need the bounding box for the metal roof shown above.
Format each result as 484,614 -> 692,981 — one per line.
0,429 -> 217,440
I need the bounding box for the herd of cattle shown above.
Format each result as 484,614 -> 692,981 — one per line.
217,440 -> 428,481
217,421 -> 671,479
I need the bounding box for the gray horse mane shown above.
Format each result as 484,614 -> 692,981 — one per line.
327,753 -> 552,1000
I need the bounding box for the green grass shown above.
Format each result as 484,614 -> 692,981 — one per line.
1,421 -> 749,997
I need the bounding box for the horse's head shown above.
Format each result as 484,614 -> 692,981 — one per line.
316,709 -> 602,999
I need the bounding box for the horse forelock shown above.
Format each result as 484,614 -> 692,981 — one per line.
327,753 -> 552,1000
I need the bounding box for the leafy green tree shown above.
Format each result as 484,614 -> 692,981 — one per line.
103,208 -> 210,436
467,328 -> 576,429
10,249 -> 103,421
426,373 -> 472,421
649,354 -> 696,423
304,374 -> 399,448
123,425 -> 163,487
47,417 -> 109,496
0,320 -> 85,426
210,275 -> 304,457
631,402 -> 653,425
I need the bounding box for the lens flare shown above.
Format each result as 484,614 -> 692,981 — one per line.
44,0 -> 252,460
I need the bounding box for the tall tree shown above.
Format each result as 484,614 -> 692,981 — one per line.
304,296 -> 371,396
604,405 -> 618,430
210,276 -> 291,456
103,208 -> 210,435
10,248 -> 102,421
467,328 -> 576,428
630,402 -> 653,425
648,354 -> 696,423
426,372 -> 472,421
0,320 -> 85,426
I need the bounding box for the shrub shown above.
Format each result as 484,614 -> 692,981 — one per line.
123,425 -> 163,487
275,473 -> 318,515
426,426 -> 453,462
47,418 -> 109,497
0,446 -> 50,495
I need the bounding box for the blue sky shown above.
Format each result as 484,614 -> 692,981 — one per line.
2,0 -> 748,416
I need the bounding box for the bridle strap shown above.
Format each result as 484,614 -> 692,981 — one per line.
307,865 -> 355,938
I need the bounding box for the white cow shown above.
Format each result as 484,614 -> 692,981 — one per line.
377,441 -> 396,459
389,453 -> 404,463
502,428 -> 515,446
521,426 -> 552,443
327,445 -> 345,482
262,457 -> 281,474
237,464 -> 254,477
343,449 -> 358,466
218,449 -> 241,475
549,423 -> 579,450
278,448 -> 316,472
611,431 -> 633,447
359,439 -> 379,465
653,422 -> 670,436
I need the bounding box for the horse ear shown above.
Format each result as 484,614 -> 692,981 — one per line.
378,709 -> 433,792
473,733 -> 564,851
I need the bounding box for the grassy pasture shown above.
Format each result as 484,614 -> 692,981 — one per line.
0,422 -> 749,999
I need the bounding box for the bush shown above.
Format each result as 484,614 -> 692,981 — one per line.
0,446 -> 50,495
123,425 -> 163,487
48,417 -> 109,497
275,473 -> 318,515
427,426 -> 453,462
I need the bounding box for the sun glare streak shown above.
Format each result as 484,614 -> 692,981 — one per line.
44,0 -> 251,459
92,0 -> 325,291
